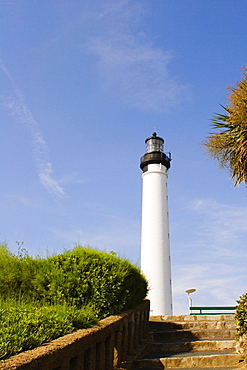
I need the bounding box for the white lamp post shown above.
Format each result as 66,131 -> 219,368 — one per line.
185,288 -> 196,312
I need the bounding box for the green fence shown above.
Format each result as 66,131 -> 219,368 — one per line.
190,306 -> 237,315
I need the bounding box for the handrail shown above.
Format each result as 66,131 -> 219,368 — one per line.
190,306 -> 237,315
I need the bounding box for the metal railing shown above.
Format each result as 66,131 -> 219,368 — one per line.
190,306 -> 237,315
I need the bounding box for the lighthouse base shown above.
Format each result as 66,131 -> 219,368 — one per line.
141,163 -> 172,316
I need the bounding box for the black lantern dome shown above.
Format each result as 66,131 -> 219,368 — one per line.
140,132 -> 171,172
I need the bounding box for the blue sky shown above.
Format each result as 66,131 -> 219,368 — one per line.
1,0 -> 247,314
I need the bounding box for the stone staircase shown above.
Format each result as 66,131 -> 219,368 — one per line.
132,314 -> 244,369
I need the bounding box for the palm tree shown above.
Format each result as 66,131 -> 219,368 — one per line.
204,68 -> 247,185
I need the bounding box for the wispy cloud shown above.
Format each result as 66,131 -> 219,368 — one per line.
172,261 -> 246,314
171,198 -> 247,313
57,172 -> 87,186
187,198 -> 247,256
87,1 -> 190,112
96,0 -> 138,19
0,60 -> 65,197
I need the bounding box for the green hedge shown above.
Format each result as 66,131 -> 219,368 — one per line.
0,245 -> 148,317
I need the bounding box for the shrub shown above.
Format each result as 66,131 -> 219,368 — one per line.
29,247 -> 148,317
0,245 -> 40,299
235,292 -> 247,337
0,246 -> 148,317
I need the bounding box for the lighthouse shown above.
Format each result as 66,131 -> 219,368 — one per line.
140,132 -> 172,316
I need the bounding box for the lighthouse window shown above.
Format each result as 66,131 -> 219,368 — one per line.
146,139 -> 163,153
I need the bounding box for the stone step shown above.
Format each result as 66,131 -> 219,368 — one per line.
149,320 -> 236,330
153,314 -> 236,322
134,351 -> 244,369
149,338 -> 236,352
128,315 -> 241,370
131,369 -> 242,370
157,367 -> 242,370
152,329 -> 237,341
132,369 -> 242,370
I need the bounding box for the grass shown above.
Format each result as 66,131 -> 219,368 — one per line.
0,298 -> 97,360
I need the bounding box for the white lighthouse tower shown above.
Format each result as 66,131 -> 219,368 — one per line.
140,132 -> 172,316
